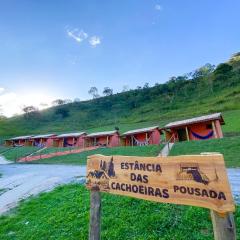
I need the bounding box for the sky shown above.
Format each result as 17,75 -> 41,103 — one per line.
0,0 -> 239,117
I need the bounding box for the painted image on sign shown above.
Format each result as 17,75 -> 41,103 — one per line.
87,157 -> 116,191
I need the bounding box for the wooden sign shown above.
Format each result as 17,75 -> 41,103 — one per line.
86,154 -> 235,213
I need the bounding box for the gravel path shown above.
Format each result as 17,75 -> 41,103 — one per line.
0,164 -> 86,214
227,168 -> 240,203
0,156 -> 11,165
0,164 -> 239,215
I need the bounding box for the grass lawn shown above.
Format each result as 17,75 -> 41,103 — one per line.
0,184 -> 238,240
29,145 -> 163,165
0,146 -> 11,154
222,109 -> 240,135
170,136 -> 240,168
2,147 -> 38,161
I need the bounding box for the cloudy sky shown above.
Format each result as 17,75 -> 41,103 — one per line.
0,0 -> 239,117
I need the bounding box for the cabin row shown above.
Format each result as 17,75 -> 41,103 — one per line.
5,113 -> 225,148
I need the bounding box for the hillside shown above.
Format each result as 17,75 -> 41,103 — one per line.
1,53 -> 240,138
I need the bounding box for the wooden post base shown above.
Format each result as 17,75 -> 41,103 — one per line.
210,210 -> 236,240
89,190 -> 101,240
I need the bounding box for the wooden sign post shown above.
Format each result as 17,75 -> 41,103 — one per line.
89,188 -> 101,240
86,154 -> 236,240
210,210 -> 236,239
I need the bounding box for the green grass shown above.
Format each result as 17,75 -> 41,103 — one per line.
0,146 -> 11,154
170,136 -> 240,167
0,184 -> 239,240
30,145 -> 163,165
222,109 -> 240,136
2,147 -> 38,161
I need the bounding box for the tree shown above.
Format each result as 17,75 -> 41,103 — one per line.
88,87 -> 100,99
22,105 -> 39,118
74,98 -> 80,103
63,99 -> 72,104
22,106 -> 38,114
214,63 -> 233,75
192,63 -> 215,80
191,63 -> 215,96
52,99 -> 65,106
122,85 -> 129,92
102,87 -> 113,96
143,82 -> 149,89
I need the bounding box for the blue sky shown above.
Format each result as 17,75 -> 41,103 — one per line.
0,0 -> 239,116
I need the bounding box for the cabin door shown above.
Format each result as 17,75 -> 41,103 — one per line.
177,128 -> 187,141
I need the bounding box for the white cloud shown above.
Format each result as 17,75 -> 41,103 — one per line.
0,92 -> 18,117
89,36 -> 101,47
155,4 -> 162,11
67,28 -> 88,43
0,87 -> 5,93
66,27 -> 102,48
0,89 -> 55,117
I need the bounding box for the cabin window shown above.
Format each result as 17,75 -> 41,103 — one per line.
206,124 -> 212,129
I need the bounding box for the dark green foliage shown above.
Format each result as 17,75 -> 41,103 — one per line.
214,63 -> 233,75
54,107 -> 70,118
102,87 -> 113,96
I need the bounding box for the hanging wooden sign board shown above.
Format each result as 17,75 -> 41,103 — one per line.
86,154 -> 235,213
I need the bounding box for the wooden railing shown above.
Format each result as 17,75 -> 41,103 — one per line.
166,134 -> 175,152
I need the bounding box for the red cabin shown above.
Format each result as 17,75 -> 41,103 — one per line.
121,126 -> 162,146
52,132 -> 86,148
28,134 -> 56,147
162,112 -> 225,142
5,135 -> 33,147
84,130 -> 120,148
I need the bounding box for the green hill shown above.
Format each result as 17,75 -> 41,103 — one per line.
1,53 -> 240,138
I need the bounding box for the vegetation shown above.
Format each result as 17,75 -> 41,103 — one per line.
2,147 -> 38,161
29,145 -> 163,165
0,146 -> 11,154
0,54 -> 240,137
0,184 -> 238,240
170,136 -> 240,167
221,109 -> 240,136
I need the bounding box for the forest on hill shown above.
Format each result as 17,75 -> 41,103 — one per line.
0,52 -> 240,137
